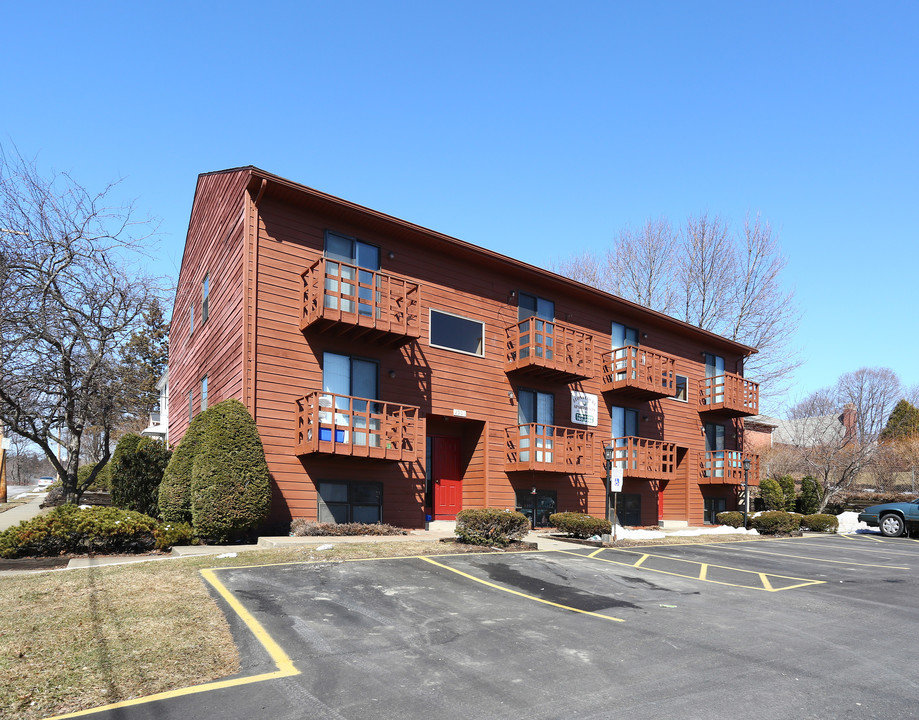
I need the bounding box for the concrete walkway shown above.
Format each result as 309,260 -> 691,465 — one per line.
0,492 -> 48,532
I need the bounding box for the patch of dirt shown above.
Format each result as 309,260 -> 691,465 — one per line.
0,556 -> 70,571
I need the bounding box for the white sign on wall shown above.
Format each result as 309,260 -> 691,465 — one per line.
609,467 -> 624,493
570,391 -> 599,426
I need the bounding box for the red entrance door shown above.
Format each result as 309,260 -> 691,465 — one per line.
432,436 -> 462,520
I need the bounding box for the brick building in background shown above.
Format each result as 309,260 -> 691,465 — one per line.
168,167 -> 760,530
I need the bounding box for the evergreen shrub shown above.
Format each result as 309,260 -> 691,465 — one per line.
111,434 -> 171,517
549,511 -> 613,538
159,408 -> 214,523
77,462 -> 112,491
801,514 -> 838,533
758,477 -> 785,511
190,399 -> 271,542
796,476 -> 821,515
0,505 -> 191,558
455,509 -> 530,546
715,511 -> 745,528
750,511 -> 802,535
778,475 -> 797,511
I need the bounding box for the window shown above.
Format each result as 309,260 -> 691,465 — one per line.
611,405 -> 639,439
705,423 -> 725,452
517,388 -> 555,464
703,353 -> 726,404
429,309 -> 484,356
187,389 -> 194,422
518,389 -> 554,426
201,376 -> 208,412
318,481 -> 382,524
515,489 -> 557,528
704,497 -> 727,524
673,374 -> 688,402
319,353 -> 381,446
189,302 -> 194,336
518,292 -> 554,321
201,274 -> 209,324
611,321 -> 639,349
323,231 -> 382,317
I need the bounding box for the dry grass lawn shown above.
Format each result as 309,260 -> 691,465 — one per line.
0,533 -> 771,719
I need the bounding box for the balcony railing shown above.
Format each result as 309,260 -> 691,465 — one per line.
700,450 -> 760,485
301,258 -> 421,342
601,346 -> 675,398
505,423 -> 594,473
295,391 -> 422,462
698,373 -> 759,416
505,317 -> 594,379
609,437 -> 677,480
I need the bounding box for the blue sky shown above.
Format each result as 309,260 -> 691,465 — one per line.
3,1 -> 917,413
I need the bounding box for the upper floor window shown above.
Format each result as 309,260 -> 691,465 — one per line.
703,353 -> 725,378
518,292 -> 554,321
673,374 -> 688,402
611,321 -> 639,349
705,422 -> 726,452
201,376 -> 208,412
323,352 -> 379,400
429,309 -> 484,357
201,274 -> 210,324
325,231 -> 380,271
518,388 -> 555,426
611,405 -> 639,440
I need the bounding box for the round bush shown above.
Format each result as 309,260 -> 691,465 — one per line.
191,399 -> 271,542
715,511 -> 745,528
801,513 -> 838,533
455,509 -> 530,547
111,434 -> 171,517
750,511 -> 802,535
758,478 -> 785,511
549,512 -> 612,538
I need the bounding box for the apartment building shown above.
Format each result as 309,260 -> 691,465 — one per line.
168,167 -> 760,530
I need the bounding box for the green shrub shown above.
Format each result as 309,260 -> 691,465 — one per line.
111,435 -> 171,517
778,475 -> 796,512
796,476 -> 821,515
77,462 -> 112,491
758,477 -> 785,511
801,513 -> 838,533
159,408 -> 214,523
549,511 -> 613,539
455,509 -> 530,547
0,505 -> 193,558
750,511 -> 802,535
153,521 -> 196,550
289,519 -> 407,536
715,511 -> 745,528
190,399 -> 271,542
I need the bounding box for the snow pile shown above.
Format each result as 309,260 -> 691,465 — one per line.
671,525 -> 759,537
836,511 -> 869,534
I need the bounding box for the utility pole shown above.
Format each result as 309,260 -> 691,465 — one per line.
0,423 -> 7,504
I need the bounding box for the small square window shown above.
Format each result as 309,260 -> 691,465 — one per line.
673,375 -> 688,402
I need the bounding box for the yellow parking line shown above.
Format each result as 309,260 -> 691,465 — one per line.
632,554 -> 649,569
419,556 -> 625,623
564,548 -> 823,592
712,544 -> 909,569
44,568 -> 299,720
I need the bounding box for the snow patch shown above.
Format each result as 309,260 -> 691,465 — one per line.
216,552 -> 238,559
836,511 -> 870,534
316,543 -> 335,551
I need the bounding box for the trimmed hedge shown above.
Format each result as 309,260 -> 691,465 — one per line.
550,512 -> 612,539
159,407 -> 214,523
0,505 -> 194,558
801,513 -> 838,533
715,511 -> 745,528
290,520 -> 407,536
190,399 -> 271,542
750,511 -> 802,535
758,477 -> 785,511
455,509 -> 530,547
111,434 -> 171,517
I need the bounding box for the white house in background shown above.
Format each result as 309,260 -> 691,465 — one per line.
141,372 -> 169,443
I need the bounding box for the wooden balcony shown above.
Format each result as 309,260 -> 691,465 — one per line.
699,450 -> 760,485
301,258 -> 421,345
601,346 -> 675,399
295,391 -> 422,462
698,373 -> 759,416
505,317 -> 594,381
609,437 -> 677,480
505,423 -> 594,473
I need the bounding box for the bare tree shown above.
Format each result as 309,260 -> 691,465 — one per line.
784,368 -> 902,510
0,148 -> 162,504
552,212 -> 800,404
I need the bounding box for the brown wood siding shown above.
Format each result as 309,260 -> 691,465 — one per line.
168,170 -> 250,444
172,172 -> 756,530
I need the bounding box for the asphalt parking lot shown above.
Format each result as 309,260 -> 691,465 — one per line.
65,535 -> 919,720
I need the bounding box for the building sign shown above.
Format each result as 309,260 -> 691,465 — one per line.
609,467 -> 624,493
570,391 -> 598,426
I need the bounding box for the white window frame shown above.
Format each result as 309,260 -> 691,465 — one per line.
671,374 -> 689,402
428,308 -> 485,358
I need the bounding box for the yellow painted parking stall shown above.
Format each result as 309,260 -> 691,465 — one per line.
569,547 -> 826,592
